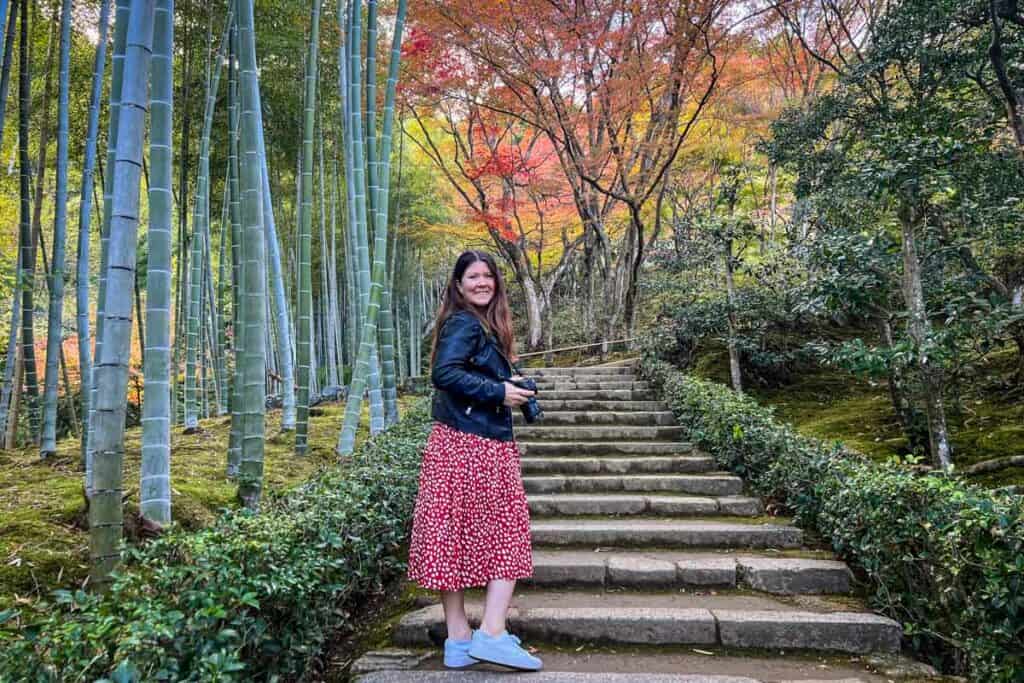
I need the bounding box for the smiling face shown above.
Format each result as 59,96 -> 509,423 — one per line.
457,259 -> 496,309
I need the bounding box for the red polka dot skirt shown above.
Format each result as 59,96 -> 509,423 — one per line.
407,422 -> 533,591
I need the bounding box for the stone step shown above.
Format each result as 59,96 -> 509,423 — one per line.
515,411 -> 678,426
352,647 -> 908,681
516,425 -> 686,441
523,474 -> 743,496
392,591 -> 900,654
536,399 -> 670,412
535,380 -> 647,391
520,455 -> 716,475
531,519 -> 803,549
526,550 -> 850,594
532,371 -> 638,379
519,441 -> 694,456
360,671 -> 875,683
528,493 -> 761,517
540,389 -> 657,401
529,366 -> 638,377
599,358 -> 641,367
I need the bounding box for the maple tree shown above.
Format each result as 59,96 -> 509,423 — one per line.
403,90 -> 585,348
405,0 -> 735,340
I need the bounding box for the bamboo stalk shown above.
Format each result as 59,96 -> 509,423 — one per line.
139,0 -> 174,525
90,0 -> 156,591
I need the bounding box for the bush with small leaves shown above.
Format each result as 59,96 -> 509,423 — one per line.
0,401 -> 432,681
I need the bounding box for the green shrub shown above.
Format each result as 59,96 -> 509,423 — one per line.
0,401 -> 433,682
640,355 -> 1024,681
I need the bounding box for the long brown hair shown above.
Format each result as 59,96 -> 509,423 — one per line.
430,250 -> 517,366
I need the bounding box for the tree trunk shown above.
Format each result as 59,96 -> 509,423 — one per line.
0,255 -> 21,446
39,0 -> 73,456
521,272 -> 544,350
624,207 -> 646,337
1013,284 -> 1024,384
5,331 -> 23,449
235,0 -> 268,508
0,0 -> 19,147
723,237 -> 743,393
337,0 -> 408,454
184,13 -> 230,431
21,0 -> 53,445
294,0 -> 321,456
75,0 -> 112,465
90,0 -> 131,491
14,0 -> 35,448
256,80 -> 296,431
988,0 -> 1024,152
899,202 -> 952,470
140,0 -> 174,525
90,0 -> 156,591
226,19 -> 244,475
876,314 -> 928,453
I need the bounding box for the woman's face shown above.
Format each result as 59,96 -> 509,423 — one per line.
458,260 -> 496,309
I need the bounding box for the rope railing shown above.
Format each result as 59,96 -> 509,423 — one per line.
517,337 -> 638,359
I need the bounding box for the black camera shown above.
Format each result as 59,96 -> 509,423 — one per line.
511,377 -> 543,424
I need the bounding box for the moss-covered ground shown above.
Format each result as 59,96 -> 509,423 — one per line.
690,346 -> 1024,487
0,396 -> 419,609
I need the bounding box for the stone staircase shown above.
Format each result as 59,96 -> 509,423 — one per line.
353,363 -> 931,683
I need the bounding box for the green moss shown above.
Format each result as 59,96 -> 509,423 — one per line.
751,370 -> 908,461
0,396 -> 419,608
691,348 -> 733,385
701,347 -> 1024,488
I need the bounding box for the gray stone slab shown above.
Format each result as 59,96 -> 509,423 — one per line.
532,367 -> 636,376
623,475 -> 742,495
864,654 -> 941,678
395,605 -> 718,649
515,607 -> 717,645
514,411 -> 678,426
359,674 -> 761,682
737,558 -> 852,595
521,456 -> 715,475
523,474 -> 742,496
718,496 -> 764,516
519,441 -> 693,456
676,557 -> 738,587
516,425 -> 686,441
531,520 -> 803,549
525,475 -> 570,494
350,648 -> 432,675
392,604 -> 451,646
607,555 -> 678,586
523,458 -> 607,475
539,390 -> 657,401
714,610 -> 901,653
529,494 -> 649,516
534,381 -> 650,391
647,495 -> 721,516
539,399 -> 669,412
528,552 -> 608,586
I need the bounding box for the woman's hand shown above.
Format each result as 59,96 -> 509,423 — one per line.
502,381 -> 535,407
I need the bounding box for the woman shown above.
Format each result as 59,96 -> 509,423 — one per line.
407,250 -> 542,672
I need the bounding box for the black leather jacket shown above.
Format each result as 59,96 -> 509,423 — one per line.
431,310 -> 517,441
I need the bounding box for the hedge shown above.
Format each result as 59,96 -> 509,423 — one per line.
0,401 -> 432,682
640,356 -> 1024,682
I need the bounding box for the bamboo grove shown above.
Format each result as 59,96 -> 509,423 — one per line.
0,0 -> 422,588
